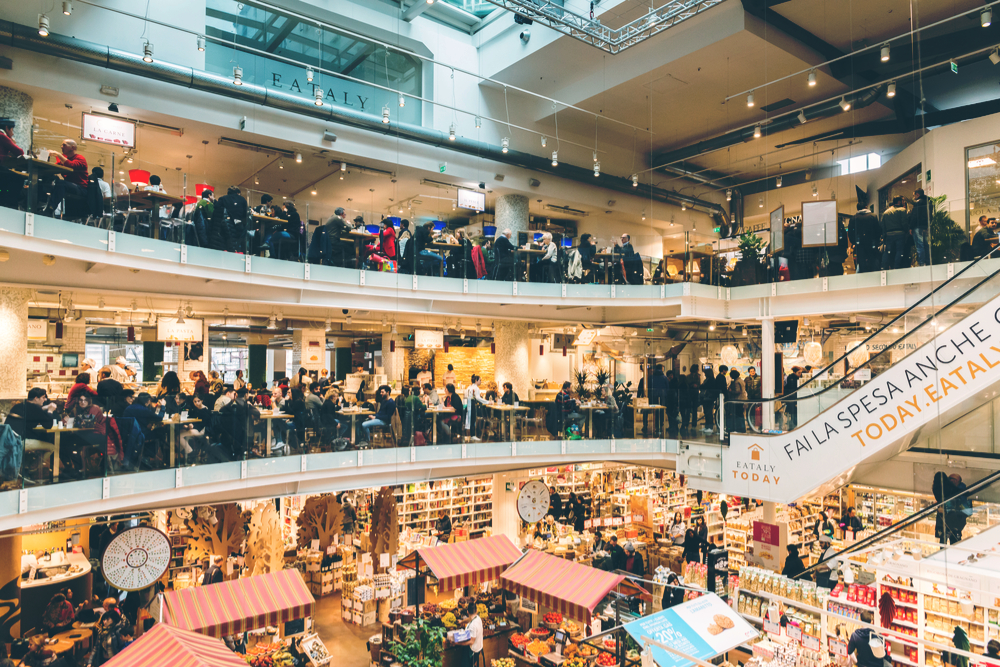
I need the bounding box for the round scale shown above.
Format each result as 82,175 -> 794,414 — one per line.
517,479 -> 552,523
100,526 -> 171,591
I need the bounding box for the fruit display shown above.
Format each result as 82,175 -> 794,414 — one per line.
561,620 -> 579,635
439,598 -> 458,611
577,645 -> 597,658
543,612 -> 563,625
493,660 -> 516,667
602,638 -> 616,650
478,603 -> 489,620
421,603 -> 439,615
528,640 -> 550,656
243,648 -> 295,667
510,633 -> 529,649
596,652 -> 618,667
564,658 -> 588,667
442,612 -> 458,628
528,627 -> 551,640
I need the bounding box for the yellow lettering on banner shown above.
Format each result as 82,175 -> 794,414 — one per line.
948,366 -> 968,385
897,405 -> 914,423
981,349 -> 1000,369
968,360 -> 987,379
904,396 -> 923,413
941,378 -> 959,397
850,430 -> 867,447
865,423 -> 883,440
925,384 -> 940,403
773,476 -> 780,484
879,414 -> 898,431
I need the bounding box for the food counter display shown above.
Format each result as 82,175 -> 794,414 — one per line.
20,550 -> 93,636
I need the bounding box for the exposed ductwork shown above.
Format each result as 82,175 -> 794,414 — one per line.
0,20 -> 729,225
653,85 -> 886,167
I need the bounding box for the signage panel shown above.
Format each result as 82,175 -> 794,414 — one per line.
82,113 -> 136,148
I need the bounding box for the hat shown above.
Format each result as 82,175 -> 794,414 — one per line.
819,534 -> 833,544
0,118 -> 15,129
82,358 -> 97,368
115,356 -> 127,365
624,542 -> 635,554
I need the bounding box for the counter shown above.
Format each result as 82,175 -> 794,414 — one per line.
20,551 -> 93,635
442,623 -> 520,667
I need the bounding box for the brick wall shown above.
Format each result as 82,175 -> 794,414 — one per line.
401,347 -> 495,388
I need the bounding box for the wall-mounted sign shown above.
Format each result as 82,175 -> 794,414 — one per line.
81,113 -> 136,148
414,329 -> 444,349
457,188 -> 485,212
156,318 -> 204,342
27,320 -> 47,340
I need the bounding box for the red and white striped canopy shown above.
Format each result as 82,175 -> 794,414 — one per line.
103,623 -> 246,667
398,535 -> 522,591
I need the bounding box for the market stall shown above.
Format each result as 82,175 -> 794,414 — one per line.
398,534 -> 522,591
103,623 -> 250,667
161,569 -> 315,638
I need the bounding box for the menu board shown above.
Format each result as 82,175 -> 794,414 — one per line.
623,593 -> 758,667
770,206 -> 784,253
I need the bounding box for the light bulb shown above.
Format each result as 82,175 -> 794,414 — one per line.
382,106 -> 390,124
593,162 -> 601,177
197,35 -> 205,51
983,7 -> 992,27
681,203 -> 686,211
399,94 -> 405,107
232,65 -> 243,85
541,136 -> 547,148
279,160 -> 284,169
592,150 -> 598,163
641,210 -> 646,220
475,116 -> 481,129
314,87 -> 323,106
887,81 -> 896,97
38,14 -> 50,37
501,137 -> 509,153
807,70 -> 816,86
551,151 -> 558,167
840,97 -> 851,111
306,66 -> 314,83
709,321 -> 716,331
632,174 -> 638,187
776,176 -> 782,187
812,185 -> 818,197
880,43 -> 890,62
726,189 -> 732,202
63,1 -> 73,16
747,91 -> 755,107
311,189 -> 317,195
341,162 -> 347,172
753,124 -> 761,138
295,152 -> 302,163
143,42 -> 154,63
758,197 -> 764,208
449,122 -> 456,141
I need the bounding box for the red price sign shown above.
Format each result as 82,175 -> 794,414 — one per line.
829,637 -> 847,657
584,519 -> 593,529
802,634 -> 821,651
787,625 -> 802,642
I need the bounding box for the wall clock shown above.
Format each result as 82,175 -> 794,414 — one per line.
517,480 -> 552,523
100,526 -> 171,591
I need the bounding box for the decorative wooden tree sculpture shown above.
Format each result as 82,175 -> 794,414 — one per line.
368,487 -> 399,560
245,503 -> 284,576
295,494 -> 345,551
184,504 -> 246,563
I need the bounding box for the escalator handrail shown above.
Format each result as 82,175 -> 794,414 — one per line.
727,250 -> 1000,420
792,468 -> 1000,580
738,247 -> 1000,407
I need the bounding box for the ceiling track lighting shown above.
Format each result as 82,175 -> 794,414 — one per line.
753,124 -> 761,138
592,150 -> 598,163
340,162 -> 347,172
839,97 -> 851,111
232,65 -> 243,85
62,1 -> 73,16
382,105 -> 390,124
812,185 -> 818,197
475,116 -> 482,129
641,210 -> 646,220
776,176 -> 782,187
758,197 -> 764,208
295,152 -> 303,163
306,66 -> 314,83
887,81 -> 897,97
747,91 -> 755,107
593,161 -> 601,177
551,151 -> 558,167
448,122 -> 456,141
398,93 -> 405,107
726,189 -> 732,202
983,7 -> 992,27
38,14 -> 50,37
314,87 -> 324,106
880,43 -> 890,62
631,173 -> 638,187
279,159 -> 284,169
501,137 -> 510,153
798,109 -> 807,124
540,136 -> 547,148
143,41 -> 154,63
807,69 -> 816,86
196,35 -> 205,51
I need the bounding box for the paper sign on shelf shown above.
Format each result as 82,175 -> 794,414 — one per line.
828,637 -> 847,657
311,539 -> 320,551
787,625 -> 802,642
361,553 -> 372,563
380,553 -> 391,568
802,634 -> 821,651
584,519 -> 593,529
763,618 -> 780,635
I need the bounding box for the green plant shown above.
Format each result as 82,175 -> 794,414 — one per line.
391,622 -> 448,667
574,369 -> 592,401
737,232 -> 765,263
928,194 -> 967,265
594,368 -> 611,392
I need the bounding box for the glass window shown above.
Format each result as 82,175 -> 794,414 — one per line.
967,140 -> 1000,230
210,347 -> 248,383
438,0 -> 498,17
205,1 -> 422,125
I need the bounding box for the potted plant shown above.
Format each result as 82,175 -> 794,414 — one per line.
928,194 -> 967,264
594,368 -> 611,398
733,231 -> 765,286
574,370 -> 592,401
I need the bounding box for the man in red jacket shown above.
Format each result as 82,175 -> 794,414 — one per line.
44,138 -> 88,216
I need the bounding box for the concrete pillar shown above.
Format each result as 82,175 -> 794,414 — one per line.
492,470 -> 531,545
292,328 -> 326,372
495,194 -> 529,238
0,287 -> 30,400
272,349 -> 287,380
763,501 -> 776,524
381,332 -> 405,387
0,87 -> 33,155
494,320 -> 531,399
0,529 -> 22,641
761,317 -> 775,431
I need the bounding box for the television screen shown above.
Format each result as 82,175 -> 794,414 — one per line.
774,320 -> 799,344
457,188 -> 485,212
61,353 -> 79,368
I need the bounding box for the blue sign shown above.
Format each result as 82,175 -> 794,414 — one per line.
623,594 -> 757,667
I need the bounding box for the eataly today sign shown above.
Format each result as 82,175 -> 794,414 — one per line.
721,292 -> 1000,503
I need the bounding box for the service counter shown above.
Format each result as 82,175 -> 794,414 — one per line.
19,551 -> 93,635
442,624 -> 520,667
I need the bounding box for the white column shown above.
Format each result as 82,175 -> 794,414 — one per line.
292,328 -> 326,372
494,321 -> 531,399
492,470 -> 531,545
0,287 -> 30,400
761,316 -> 775,431
381,332 -> 405,387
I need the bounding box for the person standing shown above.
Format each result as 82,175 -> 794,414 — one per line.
781,544 -> 806,578
713,365 -> 729,433
607,535 -> 626,571
664,370 -> 680,433
700,367 -> 715,433
492,228 -> 517,281
200,557 -> 224,585
682,366 -> 700,430
435,509 -> 452,543
783,366 -> 802,428
727,369 -> 747,434
880,196 -> 910,270
694,516 -> 709,563
668,512 -> 686,545
850,203 -> 882,272
972,215 -> 999,258
908,188 -> 930,266
0,118 -> 25,209
454,598 -> 484,667
234,369 -> 246,391
538,232 -> 560,283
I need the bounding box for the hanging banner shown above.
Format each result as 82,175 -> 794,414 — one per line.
82,112 -> 136,148
414,329 -> 444,349
156,318 -> 204,342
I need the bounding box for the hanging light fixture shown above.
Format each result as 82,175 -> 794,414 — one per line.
398,93 -> 405,108
449,122 -> 456,141
709,321 -> 716,331
747,91 -> 755,107
306,66 -> 314,83
758,197 -> 764,208
501,137 -> 510,153
279,159 -> 284,169
592,150 -> 598,163
295,152 -> 302,163
232,66 -> 243,85
197,35 -> 205,51
880,43 -> 890,62
982,6 -> 992,27
143,41 -> 154,63
839,97 -> 851,111
887,81 -> 896,97
631,174 -> 638,187
37,14 -> 50,36
63,1 -> 73,15
475,116 -> 482,129
812,185 -> 818,197
681,203 -> 686,211
551,151 -> 558,167
726,189 -> 732,202
176,307 -> 186,325
382,106 -> 390,124
753,124 -> 761,138
798,109 -> 807,124
641,210 -> 646,220
807,69 -> 816,86
593,162 -> 601,176
314,87 -> 324,106
540,136 -> 547,148
776,176 -> 783,188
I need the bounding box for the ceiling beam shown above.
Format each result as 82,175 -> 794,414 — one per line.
404,0 -> 433,22
264,18 -> 298,54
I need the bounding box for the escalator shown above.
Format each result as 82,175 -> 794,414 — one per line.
679,249 -> 1000,503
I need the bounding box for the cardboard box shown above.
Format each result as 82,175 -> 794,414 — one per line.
319,571 -> 334,585
321,583 -> 333,596
309,582 -> 324,596
306,562 -> 322,572
362,611 -> 377,626
353,612 -> 363,625
354,600 -> 364,611
362,600 -> 376,614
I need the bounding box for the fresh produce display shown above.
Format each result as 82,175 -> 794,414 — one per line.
442,612 -> 458,628
527,640 -> 550,656
577,644 -> 597,657
492,659 -> 515,667
564,658 -> 588,667
596,652 -> 618,667
528,627 -> 551,640
439,599 -> 458,611
421,604 -> 439,615
510,634 -> 529,649
478,603 -> 489,619
561,620 -> 579,634
563,643 -> 579,658
603,638 -> 616,650
543,612 -> 563,625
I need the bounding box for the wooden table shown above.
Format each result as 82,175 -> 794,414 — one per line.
426,406 -> 455,444
116,190 -> 184,239
518,247 -> 545,282
53,629 -> 92,659
154,417 -> 202,467
578,403 -> 611,439
630,404 -> 666,438
258,411 -> 292,452
32,425 -> 95,481
340,230 -> 377,268
483,403 -> 529,441
337,408 -> 374,445
594,251 -> 619,284
429,242 -> 460,277
2,156 -> 73,213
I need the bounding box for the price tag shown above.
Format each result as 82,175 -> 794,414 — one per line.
828,637 -> 847,657
380,553 -> 390,568
311,539 -> 320,551
802,634 -> 821,651
763,618 -> 780,635
584,519 -> 593,529
787,625 -> 802,642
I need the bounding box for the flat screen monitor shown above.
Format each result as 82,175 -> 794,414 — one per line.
61,353 -> 79,368
433,220 -> 448,231
774,320 -> 799,344
365,224 -> 380,234
562,237 -> 572,247
457,188 -> 485,212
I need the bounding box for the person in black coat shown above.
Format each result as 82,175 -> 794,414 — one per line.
782,544 -> 806,578
623,542 -> 644,577
908,188 -> 930,267
607,535 -> 626,571
694,517 -> 709,563
850,203 -> 882,273
681,528 -> 701,564
200,557 -> 224,586
492,229 -> 516,281
548,491 -> 563,520
661,572 -> 684,609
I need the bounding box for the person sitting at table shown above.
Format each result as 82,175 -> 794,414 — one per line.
397,219 -> 412,259
22,635 -> 67,667
5,386 -> 59,442
445,228 -> 475,278
615,233 -> 644,285
440,383 -> 463,444
219,387 -> 261,459
500,382 -> 520,405
483,381 -> 499,403
550,381 -> 584,435
96,369 -> 124,413
422,382 -> 442,408
365,216 -> 397,267
42,138 -> 88,218
141,174 -> 175,221
213,385 -> 236,412
0,118 -> 25,209
413,221 -> 443,275
123,392 -> 165,438
321,207 -> 351,267
66,372 -> 98,412
359,385 -> 395,446
217,185 -> 248,223
41,592 -> 76,635
320,387 -> 350,442
537,231 -> 560,283
266,202 -> 301,261
178,394 -> 212,464
65,392 -> 107,476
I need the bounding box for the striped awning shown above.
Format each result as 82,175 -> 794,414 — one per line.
104,623 -> 247,667
398,535 -> 522,591
162,569 -> 314,638
500,549 -> 642,623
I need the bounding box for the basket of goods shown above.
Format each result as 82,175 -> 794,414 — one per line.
528,627 -> 551,641
577,644 -> 598,662
561,620 -> 581,638
493,660 -> 516,667
527,640 -> 551,658
421,603 -> 439,618
563,643 -> 579,659
442,612 -> 458,628
596,652 -> 618,667
543,612 -> 563,629
510,634 -> 530,650
602,639 -> 617,651
564,657 -> 588,667
439,599 -> 458,611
